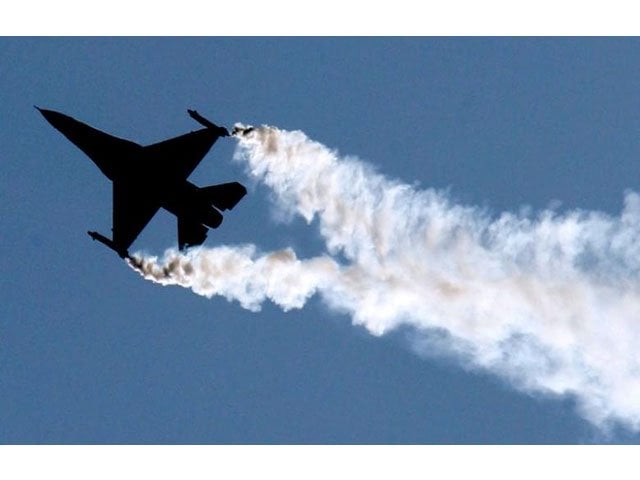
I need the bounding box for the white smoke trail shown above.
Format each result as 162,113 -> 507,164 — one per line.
130,125 -> 640,432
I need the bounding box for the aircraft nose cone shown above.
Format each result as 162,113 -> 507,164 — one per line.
36,107 -> 74,131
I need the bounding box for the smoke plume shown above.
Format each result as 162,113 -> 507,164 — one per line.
129,124 -> 640,432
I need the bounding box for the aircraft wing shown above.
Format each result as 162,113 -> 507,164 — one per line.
112,181 -> 162,252
142,128 -> 225,183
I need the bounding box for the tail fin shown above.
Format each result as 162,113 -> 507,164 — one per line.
199,182 -> 247,211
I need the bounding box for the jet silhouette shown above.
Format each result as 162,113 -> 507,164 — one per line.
37,107 -> 247,259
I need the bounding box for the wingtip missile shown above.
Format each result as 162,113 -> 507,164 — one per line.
87,230 -> 130,260
187,109 -> 229,137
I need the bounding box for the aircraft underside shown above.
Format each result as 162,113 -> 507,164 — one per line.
38,107 -> 247,259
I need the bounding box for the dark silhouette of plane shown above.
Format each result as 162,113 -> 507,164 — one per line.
37,107 -> 247,259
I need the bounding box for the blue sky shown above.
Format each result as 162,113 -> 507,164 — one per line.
2,37 -> 640,444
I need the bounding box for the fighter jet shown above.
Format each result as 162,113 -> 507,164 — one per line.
37,107 -> 247,259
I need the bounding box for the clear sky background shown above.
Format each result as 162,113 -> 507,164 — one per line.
2,37 -> 640,444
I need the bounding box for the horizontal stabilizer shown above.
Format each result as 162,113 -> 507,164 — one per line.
187,109 -> 230,137
178,217 -> 208,251
199,182 -> 247,211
